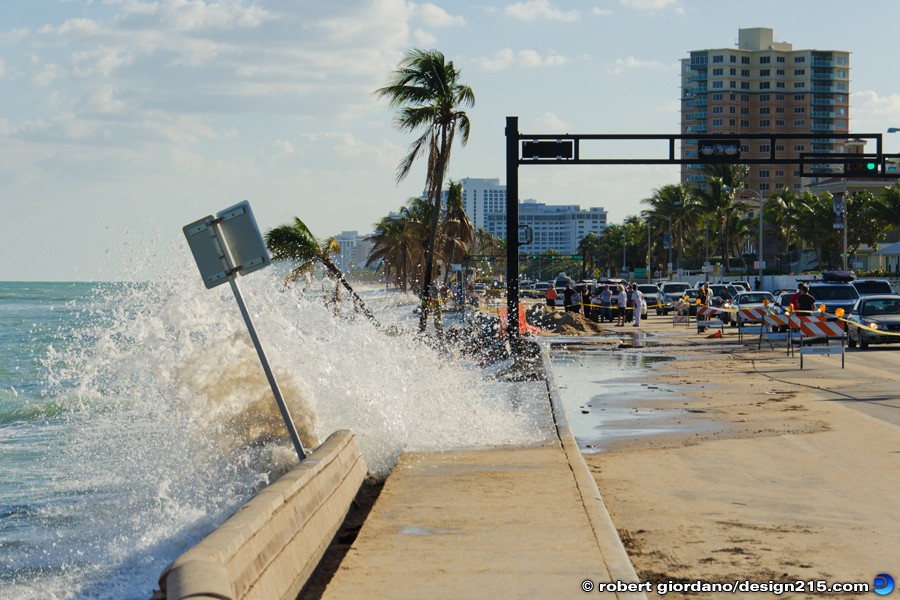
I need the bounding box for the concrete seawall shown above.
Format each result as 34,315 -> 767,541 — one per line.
156,429 -> 365,600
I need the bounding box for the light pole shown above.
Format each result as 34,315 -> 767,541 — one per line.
724,186 -> 763,286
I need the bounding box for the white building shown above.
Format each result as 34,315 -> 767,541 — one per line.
462,177 -> 608,254
484,200 -> 607,255
332,231 -> 374,272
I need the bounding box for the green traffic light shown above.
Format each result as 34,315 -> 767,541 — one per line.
866,162 -> 876,170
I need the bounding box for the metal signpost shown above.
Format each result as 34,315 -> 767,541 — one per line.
183,200 -> 307,462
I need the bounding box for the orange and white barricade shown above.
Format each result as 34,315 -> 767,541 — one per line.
672,299 -> 691,326
696,305 -> 726,334
795,314 -> 844,369
737,307 -> 766,340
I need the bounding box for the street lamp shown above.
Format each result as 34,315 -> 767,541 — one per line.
724,186 -> 763,287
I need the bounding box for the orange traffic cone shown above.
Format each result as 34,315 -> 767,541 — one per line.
706,330 -> 722,339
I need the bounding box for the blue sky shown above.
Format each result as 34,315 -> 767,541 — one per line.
4,0 -> 900,280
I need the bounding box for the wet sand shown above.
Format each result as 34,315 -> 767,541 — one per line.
579,318 -> 900,599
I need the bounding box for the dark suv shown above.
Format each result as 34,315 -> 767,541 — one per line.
806,282 -> 859,317
852,279 -> 894,297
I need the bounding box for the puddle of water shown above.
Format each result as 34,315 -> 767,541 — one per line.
548,343 -> 715,453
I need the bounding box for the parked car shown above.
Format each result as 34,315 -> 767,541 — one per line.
851,278 -> 894,297
729,280 -> 752,292
521,281 -> 553,299
657,281 -> 692,315
845,294 -> 900,349
806,282 -> 859,318
732,291 -> 776,325
636,284 -> 660,318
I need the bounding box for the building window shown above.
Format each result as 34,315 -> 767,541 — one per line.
776,56 -> 786,63
776,170 -> 785,177
793,144 -> 805,152
794,82 -> 805,88
775,119 -> 785,126
741,94 -> 750,102
729,68 -> 736,76
760,56 -> 771,64
760,69 -> 770,76
712,81 -> 724,89
837,82 -> 847,90
759,144 -> 770,153
793,119 -> 805,127
776,69 -> 785,76
741,119 -> 750,127
712,106 -> 724,114
741,69 -> 750,77
776,82 -> 785,88
759,94 -> 769,101
759,183 -> 770,191
776,93 -> 785,100
759,82 -> 770,89
712,93 -> 723,101
794,69 -> 806,76
776,145 -> 785,152
776,107 -> 785,113
712,119 -> 723,126
759,170 -> 770,178
794,56 -> 806,63
793,107 -> 806,113
729,119 -> 736,126
740,107 -> 749,114
759,119 -> 770,127
730,55 -> 737,63
794,94 -> 805,101
760,107 -> 770,114
729,81 -> 736,88
729,106 -> 736,113
712,67 -> 724,76
713,55 -> 724,63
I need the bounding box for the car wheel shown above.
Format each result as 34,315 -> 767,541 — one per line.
847,330 -> 856,348
859,333 -> 868,349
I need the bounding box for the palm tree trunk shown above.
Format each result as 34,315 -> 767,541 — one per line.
320,258 -> 379,324
418,142 -> 449,333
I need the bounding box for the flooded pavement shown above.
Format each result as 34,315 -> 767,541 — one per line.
545,334 -> 719,453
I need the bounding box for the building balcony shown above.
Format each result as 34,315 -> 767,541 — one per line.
811,71 -> 835,80
811,96 -> 835,106
811,85 -> 835,93
685,124 -> 708,133
811,123 -> 836,131
812,111 -> 835,119
811,59 -> 836,67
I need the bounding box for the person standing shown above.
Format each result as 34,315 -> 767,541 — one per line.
599,285 -> 612,323
616,284 -> 628,326
545,284 -> 558,310
795,283 -> 816,313
631,283 -> 644,327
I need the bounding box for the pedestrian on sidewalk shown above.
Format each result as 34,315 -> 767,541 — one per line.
599,285 -> 612,322
545,285 -> 558,310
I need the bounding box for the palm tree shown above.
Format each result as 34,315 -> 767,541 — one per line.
439,180 -> 475,282
577,233 -> 602,279
376,48 -> 474,333
265,217 -> 377,323
642,184 -> 698,272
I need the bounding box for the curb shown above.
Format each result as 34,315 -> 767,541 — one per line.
540,345 -> 648,600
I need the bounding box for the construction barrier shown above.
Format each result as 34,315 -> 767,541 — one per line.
758,313 -> 802,353
696,305 -> 726,335
736,307 -> 767,340
498,304 -> 541,337
795,315 -> 845,369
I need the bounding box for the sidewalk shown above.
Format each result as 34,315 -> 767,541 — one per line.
320,379 -> 645,600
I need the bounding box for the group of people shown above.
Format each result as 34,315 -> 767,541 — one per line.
545,281 -> 646,327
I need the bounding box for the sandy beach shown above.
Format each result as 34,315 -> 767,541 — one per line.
578,315 -> 900,599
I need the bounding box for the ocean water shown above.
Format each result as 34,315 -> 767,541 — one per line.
0,261 -> 536,599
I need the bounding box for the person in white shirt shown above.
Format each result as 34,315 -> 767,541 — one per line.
616,284 -> 628,326
631,282 -> 644,327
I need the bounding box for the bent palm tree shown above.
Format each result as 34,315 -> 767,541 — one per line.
376,48 -> 474,333
265,218 -> 377,323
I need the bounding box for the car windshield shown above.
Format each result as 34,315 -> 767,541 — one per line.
739,293 -> 773,304
861,298 -> 900,316
854,281 -> 893,295
664,283 -> 690,293
810,285 -> 858,301
638,285 -> 658,294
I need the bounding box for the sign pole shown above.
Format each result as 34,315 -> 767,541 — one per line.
227,274 -> 306,461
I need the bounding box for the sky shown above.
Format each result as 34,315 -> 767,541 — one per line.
5,0 -> 900,281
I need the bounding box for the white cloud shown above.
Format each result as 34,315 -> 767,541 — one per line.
272,139 -> 295,158
591,7 -> 615,16
71,46 -> 134,78
505,0 -> 580,22
475,48 -> 569,71
850,90 -> 900,131
611,56 -> 665,75
33,63 -> 63,86
534,112 -> 570,131
619,0 -> 680,10
415,3 -> 465,27
413,28 -> 438,46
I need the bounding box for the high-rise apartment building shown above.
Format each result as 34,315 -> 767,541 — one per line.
681,27 -> 850,195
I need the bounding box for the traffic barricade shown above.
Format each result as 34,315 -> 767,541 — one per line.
696,305 -> 726,335
758,312 -> 802,353
736,307 -> 766,341
672,299 -> 691,326
796,314 -> 844,369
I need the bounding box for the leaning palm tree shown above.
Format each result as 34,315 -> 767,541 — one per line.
376,48 -> 474,333
265,217 -> 377,323
439,180 -> 475,283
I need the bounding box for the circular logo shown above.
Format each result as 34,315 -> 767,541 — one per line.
874,573 -> 894,596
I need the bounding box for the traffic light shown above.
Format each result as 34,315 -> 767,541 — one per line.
697,139 -> 741,162
845,159 -> 878,175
